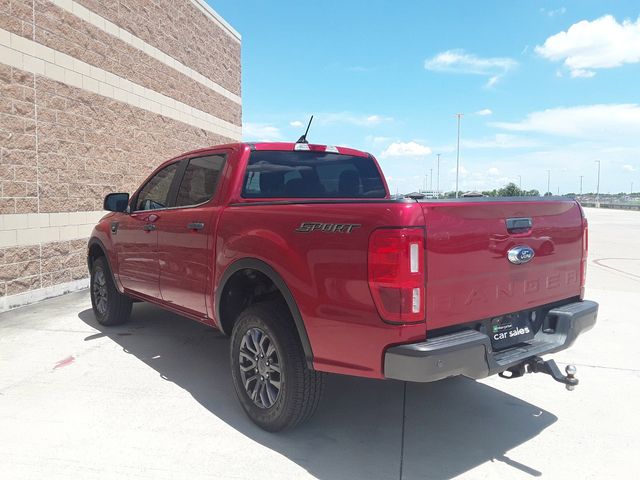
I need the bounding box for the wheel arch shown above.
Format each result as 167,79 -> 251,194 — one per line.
87,237 -> 120,291
216,258 -> 314,368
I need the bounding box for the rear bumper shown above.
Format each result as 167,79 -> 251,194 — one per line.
384,300 -> 598,382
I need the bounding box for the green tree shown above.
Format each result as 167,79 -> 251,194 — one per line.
497,182 -> 523,197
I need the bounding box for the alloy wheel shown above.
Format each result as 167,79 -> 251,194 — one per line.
93,269 -> 108,315
238,327 -> 282,409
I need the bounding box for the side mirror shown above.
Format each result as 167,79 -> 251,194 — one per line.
104,193 -> 130,212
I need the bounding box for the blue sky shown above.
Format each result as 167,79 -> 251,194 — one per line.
209,1 -> 640,195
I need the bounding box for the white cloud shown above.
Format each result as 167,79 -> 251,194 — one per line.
384,142 -> 640,194
424,49 -> 517,87
440,165 -> 520,192
365,135 -> 393,146
570,69 -> 596,78
491,104 -> 640,140
347,65 -> 373,72
289,120 -> 304,128
380,141 -> 432,158
476,108 -> 493,116
449,165 -> 470,176
365,115 -> 383,124
485,76 -> 500,88
540,7 -> 566,17
243,123 -> 283,141
535,15 -> 640,77
318,112 -> 393,127
623,164 -> 637,172
463,134 -> 540,149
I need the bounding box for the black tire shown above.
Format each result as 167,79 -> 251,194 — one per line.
230,301 -> 324,432
90,256 -> 133,326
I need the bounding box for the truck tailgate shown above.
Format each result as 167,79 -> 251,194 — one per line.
420,199 -> 584,331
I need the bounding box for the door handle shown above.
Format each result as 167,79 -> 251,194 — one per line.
143,224 -> 156,232
187,222 -> 205,231
506,217 -> 532,234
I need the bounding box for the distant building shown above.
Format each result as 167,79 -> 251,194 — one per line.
418,190 -> 440,199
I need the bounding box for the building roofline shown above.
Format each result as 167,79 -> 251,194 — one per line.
190,0 -> 241,42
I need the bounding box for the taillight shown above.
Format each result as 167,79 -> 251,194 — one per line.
368,228 -> 425,323
580,217 -> 588,299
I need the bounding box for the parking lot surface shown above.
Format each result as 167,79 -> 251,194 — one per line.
1,207 -> 638,479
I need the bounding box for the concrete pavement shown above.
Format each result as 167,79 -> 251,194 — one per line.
0,207 -> 638,479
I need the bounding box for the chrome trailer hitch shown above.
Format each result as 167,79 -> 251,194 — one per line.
499,356 -> 578,391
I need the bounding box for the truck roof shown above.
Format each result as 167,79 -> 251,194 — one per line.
177,142 -> 372,160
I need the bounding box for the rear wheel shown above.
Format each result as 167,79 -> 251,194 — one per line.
230,301 -> 324,431
90,257 -> 132,326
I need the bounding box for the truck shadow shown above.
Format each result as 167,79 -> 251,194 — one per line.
78,303 -> 556,480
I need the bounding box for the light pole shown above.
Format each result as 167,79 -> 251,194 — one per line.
595,160 -> 601,203
455,113 -> 463,198
631,181 -> 634,194
518,175 -> 522,190
436,153 -> 441,197
429,168 -> 433,191
546,169 -> 551,196
579,175 -> 584,195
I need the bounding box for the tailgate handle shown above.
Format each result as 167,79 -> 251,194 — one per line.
506,217 -> 532,233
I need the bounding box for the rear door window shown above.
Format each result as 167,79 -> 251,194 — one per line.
242,151 -> 386,198
175,155 -> 225,207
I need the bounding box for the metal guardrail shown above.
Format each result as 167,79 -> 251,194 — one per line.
579,202 -> 640,211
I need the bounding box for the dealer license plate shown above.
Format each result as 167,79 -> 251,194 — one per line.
490,312 -> 536,350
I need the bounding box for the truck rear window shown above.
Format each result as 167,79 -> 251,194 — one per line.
242,151 -> 387,198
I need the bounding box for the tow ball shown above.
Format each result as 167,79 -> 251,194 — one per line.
499,357 -> 579,391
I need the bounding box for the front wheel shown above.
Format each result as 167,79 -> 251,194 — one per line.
230,301 -> 324,431
90,257 -> 132,326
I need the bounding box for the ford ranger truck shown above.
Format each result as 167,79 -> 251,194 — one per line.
88,142 -> 598,431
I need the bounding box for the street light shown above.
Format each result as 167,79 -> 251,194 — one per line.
546,169 -> 551,196
455,113 -> 463,198
579,175 -> 584,195
595,160 -> 601,202
518,175 -> 522,190
430,168 -> 433,191
436,153 -> 441,197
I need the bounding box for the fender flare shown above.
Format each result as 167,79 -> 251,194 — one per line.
87,237 -> 121,291
216,258 -> 314,368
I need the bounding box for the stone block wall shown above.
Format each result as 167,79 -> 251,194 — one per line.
0,0 -> 241,309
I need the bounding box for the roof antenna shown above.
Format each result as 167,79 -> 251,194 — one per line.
296,115 -> 313,144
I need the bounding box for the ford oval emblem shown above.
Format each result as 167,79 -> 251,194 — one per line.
507,245 -> 535,265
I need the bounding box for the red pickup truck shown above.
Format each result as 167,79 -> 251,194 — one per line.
88,141 -> 598,431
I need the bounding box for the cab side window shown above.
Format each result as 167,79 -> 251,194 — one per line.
175,155 -> 225,207
135,162 -> 180,211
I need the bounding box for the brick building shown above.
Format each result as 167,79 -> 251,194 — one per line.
0,0 -> 241,310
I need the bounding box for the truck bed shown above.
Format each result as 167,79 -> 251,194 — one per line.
217,196 -> 586,377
